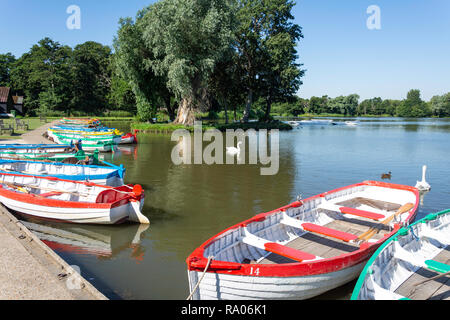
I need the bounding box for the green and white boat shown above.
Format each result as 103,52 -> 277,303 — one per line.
351,209 -> 450,300
51,133 -> 118,152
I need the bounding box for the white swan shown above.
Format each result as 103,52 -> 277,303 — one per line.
415,165 -> 431,191
226,142 -> 242,156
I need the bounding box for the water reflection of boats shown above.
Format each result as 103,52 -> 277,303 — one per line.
21,220 -> 149,260
117,145 -> 137,155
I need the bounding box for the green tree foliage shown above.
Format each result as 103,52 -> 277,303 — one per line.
10,38 -> 72,115
70,41 -> 112,115
430,93 -> 450,117
396,89 -> 431,117
0,53 -> 16,87
236,0 -> 304,122
114,13 -> 161,122
259,0 -> 305,121
8,38 -> 113,116
326,94 -> 359,115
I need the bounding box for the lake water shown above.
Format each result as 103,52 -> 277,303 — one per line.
19,117 -> 450,300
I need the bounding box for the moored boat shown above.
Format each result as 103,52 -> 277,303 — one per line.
0,150 -> 101,165
0,144 -> 72,154
351,209 -> 450,300
186,181 -> 419,300
0,159 -> 125,186
119,131 -> 138,144
0,172 -> 149,224
51,133 -> 116,152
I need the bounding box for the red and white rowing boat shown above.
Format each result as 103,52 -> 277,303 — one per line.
120,130 -> 138,145
186,181 -> 419,300
0,172 -> 149,225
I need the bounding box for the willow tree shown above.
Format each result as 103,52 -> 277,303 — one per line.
141,0 -> 236,125
114,11 -> 162,122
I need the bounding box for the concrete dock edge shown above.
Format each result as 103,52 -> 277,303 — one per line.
0,199 -> 108,300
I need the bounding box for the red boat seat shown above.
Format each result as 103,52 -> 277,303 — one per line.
302,223 -> 358,242
241,228 -> 316,262
39,191 -> 63,198
339,207 -> 385,220
264,243 -> 316,262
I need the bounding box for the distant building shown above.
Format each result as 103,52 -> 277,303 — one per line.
12,94 -> 24,115
0,87 -> 13,115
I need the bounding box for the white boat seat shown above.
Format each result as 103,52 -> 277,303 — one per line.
420,228 -> 450,245
370,278 -> 408,300
240,227 -> 316,262
393,242 -> 427,268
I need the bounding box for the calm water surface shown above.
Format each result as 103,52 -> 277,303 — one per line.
20,118 -> 450,300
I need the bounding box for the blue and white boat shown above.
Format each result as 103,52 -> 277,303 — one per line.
0,144 -> 72,154
0,159 -> 125,187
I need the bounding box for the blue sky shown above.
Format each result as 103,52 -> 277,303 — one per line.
1,0 -> 449,101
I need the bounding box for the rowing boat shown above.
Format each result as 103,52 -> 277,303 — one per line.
0,144 -> 72,154
186,181 -> 419,300
48,128 -> 122,137
51,132 -> 122,145
119,131 -> 138,144
0,159 -> 125,186
351,209 -> 450,300
0,150 -> 101,165
51,133 -> 116,152
0,172 -> 149,224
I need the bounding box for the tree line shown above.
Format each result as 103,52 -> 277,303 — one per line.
271,89 -> 450,118
0,0 -> 303,124
1,0 -> 448,121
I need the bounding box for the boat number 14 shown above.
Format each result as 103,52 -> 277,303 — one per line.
249,267 -> 260,276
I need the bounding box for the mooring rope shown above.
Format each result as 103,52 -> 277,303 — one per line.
186,255 -> 214,300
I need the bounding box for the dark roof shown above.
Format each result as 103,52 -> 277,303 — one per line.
12,95 -> 24,105
0,87 -> 10,103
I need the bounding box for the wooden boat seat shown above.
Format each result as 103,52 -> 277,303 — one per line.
318,201 -> 385,220
280,213 -> 358,243
240,228 -> 316,262
39,191 -> 63,198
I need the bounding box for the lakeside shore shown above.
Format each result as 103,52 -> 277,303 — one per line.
0,121 -> 107,300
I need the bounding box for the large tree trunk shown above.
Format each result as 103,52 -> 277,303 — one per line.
264,95 -> 272,122
242,89 -> 253,123
224,104 -> 229,124
173,97 -> 196,126
164,95 -> 176,121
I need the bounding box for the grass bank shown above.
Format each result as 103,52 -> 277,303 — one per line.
0,118 -> 45,140
131,121 -> 293,134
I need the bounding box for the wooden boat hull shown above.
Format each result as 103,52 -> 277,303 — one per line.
0,159 -> 125,186
351,209 -> 450,300
186,181 -> 419,300
52,134 -> 114,152
0,173 -> 148,225
0,150 -> 101,165
1,195 -> 141,224
0,144 -> 71,154
119,133 -> 137,144
188,262 -> 366,300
